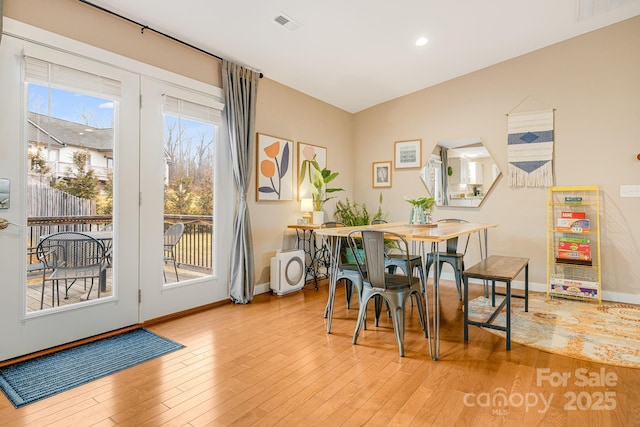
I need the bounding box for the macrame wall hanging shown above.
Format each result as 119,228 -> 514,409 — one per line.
507,109 -> 555,188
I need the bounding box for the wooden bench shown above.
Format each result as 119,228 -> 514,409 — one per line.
463,255 -> 529,350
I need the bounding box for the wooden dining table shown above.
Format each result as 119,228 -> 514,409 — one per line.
315,221 -> 498,360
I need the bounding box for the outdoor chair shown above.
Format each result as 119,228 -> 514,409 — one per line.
36,231 -> 107,309
348,229 -> 428,357
164,223 -> 185,282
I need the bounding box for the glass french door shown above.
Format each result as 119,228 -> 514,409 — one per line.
0,34 -> 140,362
138,77 -> 230,321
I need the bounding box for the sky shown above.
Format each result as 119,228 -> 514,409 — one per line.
27,83 -> 215,151
28,84 -> 114,128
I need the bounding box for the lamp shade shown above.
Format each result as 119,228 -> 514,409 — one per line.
300,198 -> 313,212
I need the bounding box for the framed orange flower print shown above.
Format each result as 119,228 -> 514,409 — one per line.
256,133 -> 293,201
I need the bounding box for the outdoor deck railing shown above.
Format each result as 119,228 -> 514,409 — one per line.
27,215 -> 213,270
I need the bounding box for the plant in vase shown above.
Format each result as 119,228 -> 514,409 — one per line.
299,155 -> 343,224
405,196 -> 435,224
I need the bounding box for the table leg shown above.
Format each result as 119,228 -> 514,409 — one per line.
324,237 -> 341,334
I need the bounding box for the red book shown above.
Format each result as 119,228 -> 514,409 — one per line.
561,211 -> 586,219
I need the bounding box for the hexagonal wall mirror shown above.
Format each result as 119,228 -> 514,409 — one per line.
420,137 -> 501,208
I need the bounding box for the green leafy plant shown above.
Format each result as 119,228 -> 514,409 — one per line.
299,156 -> 344,211
404,196 -> 435,212
334,193 -> 386,226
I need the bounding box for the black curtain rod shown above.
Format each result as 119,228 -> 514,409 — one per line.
78,0 -> 263,78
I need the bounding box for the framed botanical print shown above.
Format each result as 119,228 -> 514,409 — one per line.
256,133 -> 293,201
297,142 -> 327,200
394,139 -> 422,169
372,161 -> 392,188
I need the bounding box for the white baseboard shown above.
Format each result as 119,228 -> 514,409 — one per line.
254,282 -> 271,296
258,273 -> 640,305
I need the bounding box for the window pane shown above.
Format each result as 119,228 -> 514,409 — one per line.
163,110 -> 215,284
26,83 -> 115,312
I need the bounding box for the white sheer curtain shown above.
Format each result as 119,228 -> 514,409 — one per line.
222,59 -> 260,303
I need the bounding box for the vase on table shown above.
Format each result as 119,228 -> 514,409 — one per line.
409,206 -> 424,224
312,210 -> 325,225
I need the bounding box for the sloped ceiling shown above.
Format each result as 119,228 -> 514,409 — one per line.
86,0 -> 640,113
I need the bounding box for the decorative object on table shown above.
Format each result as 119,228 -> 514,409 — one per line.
256,133 -> 293,201
298,145 -> 343,224
372,161 -> 392,188
507,109 -> 555,188
0,329 -> 183,408
405,196 -> 435,225
394,139 -> 422,169
466,292 -> 640,368
299,198 -> 313,223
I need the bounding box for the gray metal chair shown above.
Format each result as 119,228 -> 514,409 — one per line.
36,231 -> 107,309
371,218 -> 426,304
425,218 -> 470,300
321,221 -> 364,333
348,229 -> 428,357
163,223 -> 185,282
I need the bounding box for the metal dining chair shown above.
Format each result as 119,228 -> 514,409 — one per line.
371,219 -> 426,305
36,231 -> 107,309
348,229 -> 428,357
321,221 -> 365,334
164,223 -> 185,282
424,218 -> 470,300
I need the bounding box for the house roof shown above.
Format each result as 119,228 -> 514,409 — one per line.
27,112 -> 113,153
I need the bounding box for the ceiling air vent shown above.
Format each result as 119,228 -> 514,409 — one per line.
274,12 -> 302,31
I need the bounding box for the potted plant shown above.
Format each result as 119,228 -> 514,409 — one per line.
299,156 -> 343,223
405,196 -> 435,224
334,194 -> 385,226
334,194 -> 387,263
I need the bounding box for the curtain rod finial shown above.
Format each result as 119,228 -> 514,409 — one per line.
141,25 -> 149,34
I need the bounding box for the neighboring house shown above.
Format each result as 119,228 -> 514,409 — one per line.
26,111 -> 113,183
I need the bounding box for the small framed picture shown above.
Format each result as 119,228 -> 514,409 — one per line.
372,161 -> 392,188
394,139 -> 422,169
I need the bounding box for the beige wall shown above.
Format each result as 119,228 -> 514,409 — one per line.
4,0 -> 355,290
6,0 -> 640,300
353,16 -> 640,299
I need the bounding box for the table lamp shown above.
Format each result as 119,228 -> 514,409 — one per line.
300,198 -> 313,223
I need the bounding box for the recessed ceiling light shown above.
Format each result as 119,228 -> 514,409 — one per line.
416,37 -> 429,47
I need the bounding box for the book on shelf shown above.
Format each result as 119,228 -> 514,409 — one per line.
550,277 -> 598,299
557,249 -> 591,261
556,218 -> 590,232
558,240 -> 591,252
564,196 -> 583,204
555,257 -> 592,266
560,211 -> 586,219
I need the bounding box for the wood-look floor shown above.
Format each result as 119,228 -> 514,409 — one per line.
1,279 -> 639,426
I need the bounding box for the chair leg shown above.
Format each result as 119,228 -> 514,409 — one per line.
453,268 -> 463,301
40,271 -> 47,309
344,279 -> 353,309
173,257 -> 179,282
388,294 -> 407,357
353,294 -> 373,345
413,290 -> 428,338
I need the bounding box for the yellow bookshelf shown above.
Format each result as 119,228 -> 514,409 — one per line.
546,186 -> 602,304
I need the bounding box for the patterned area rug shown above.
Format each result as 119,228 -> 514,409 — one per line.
467,293 -> 640,368
0,328 -> 184,408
